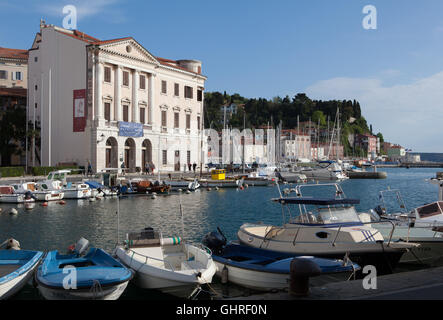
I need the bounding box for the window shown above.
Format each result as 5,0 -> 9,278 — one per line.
187,150 -> 191,164
174,83 -> 179,96
184,86 -> 193,99
161,110 -> 167,127
197,116 -> 200,130
140,107 -> 145,123
140,75 -> 146,89
0,70 -> 7,79
35,85 -> 38,91
162,150 -> 167,165
197,89 -> 203,101
35,103 -> 37,109
104,103 -> 111,121
174,112 -> 179,128
104,67 -> 111,83
161,80 -> 167,94
34,57 -> 38,62
123,71 -> 129,86
186,114 -> 191,130
11,71 -> 21,81
123,105 -> 129,122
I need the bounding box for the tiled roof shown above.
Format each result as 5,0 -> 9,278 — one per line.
0,47 -> 28,60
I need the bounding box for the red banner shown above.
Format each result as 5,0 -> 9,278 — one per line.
73,89 -> 87,132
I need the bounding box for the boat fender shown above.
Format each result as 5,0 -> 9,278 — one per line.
41,202 -> 48,207
186,190 -> 191,194
59,200 -> 66,205
178,189 -> 183,193
67,244 -> 75,254
9,208 -> 18,215
214,187 -> 218,191
151,194 -> 157,199
207,188 -> 212,191
0,208 -> 2,213
161,236 -> 181,246
221,266 -> 228,284
196,271 -> 202,279
289,258 -> 321,297
0,238 -> 20,250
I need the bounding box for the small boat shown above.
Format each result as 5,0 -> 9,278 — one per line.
11,182 -> 64,202
0,185 -> 35,203
35,238 -> 132,300
114,227 -> 217,298
0,238 -> 43,300
84,181 -> 117,197
199,178 -> 243,188
295,161 -> 348,181
164,179 -> 200,191
202,231 -> 360,291
37,170 -> 90,199
130,180 -> 170,194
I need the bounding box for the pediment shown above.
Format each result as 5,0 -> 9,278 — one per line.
98,38 -> 159,66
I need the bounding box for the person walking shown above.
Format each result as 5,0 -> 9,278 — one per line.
193,162 -> 197,173
145,162 -> 150,175
150,161 -> 155,175
87,161 -> 92,177
121,162 -> 125,175
188,163 -> 192,172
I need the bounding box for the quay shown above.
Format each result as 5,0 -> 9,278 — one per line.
226,266 -> 443,300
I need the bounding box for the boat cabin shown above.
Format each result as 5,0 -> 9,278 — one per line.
211,169 -> 226,180
0,186 -> 14,195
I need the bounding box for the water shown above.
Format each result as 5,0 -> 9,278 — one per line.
0,167 -> 440,299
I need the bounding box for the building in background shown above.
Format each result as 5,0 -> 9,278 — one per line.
281,130 -> 311,161
354,133 -> 377,157
386,144 -> 406,162
0,47 -> 28,166
28,22 -> 206,172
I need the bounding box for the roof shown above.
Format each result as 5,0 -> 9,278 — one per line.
52,27 -> 203,76
0,47 -> 28,60
271,197 -> 360,205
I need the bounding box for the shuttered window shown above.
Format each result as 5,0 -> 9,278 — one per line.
123,105 -> 129,122
104,103 -> 111,121
104,67 -> 111,83
186,114 -> 191,129
161,110 -> 167,127
123,71 -> 129,86
161,80 -> 167,94
184,86 -> 193,99
140,75 -> 146,89
174,83 -> 179,96
140,107 -> 145,123
174,112 -> 179,128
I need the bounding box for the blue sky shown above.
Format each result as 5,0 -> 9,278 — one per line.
1,0 -> 442,152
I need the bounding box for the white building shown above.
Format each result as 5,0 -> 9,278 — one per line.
27,22 -> 206,172
282,135 -> 311,161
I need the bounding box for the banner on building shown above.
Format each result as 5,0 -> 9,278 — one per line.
73,89 -> 87,132
118,121 -> 143,137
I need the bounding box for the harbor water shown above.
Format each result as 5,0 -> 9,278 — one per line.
0,167 -> 439,299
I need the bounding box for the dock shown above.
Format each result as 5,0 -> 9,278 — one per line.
226,266 -> 443,300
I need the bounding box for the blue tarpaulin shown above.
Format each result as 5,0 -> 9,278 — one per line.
118,121 -> 143,137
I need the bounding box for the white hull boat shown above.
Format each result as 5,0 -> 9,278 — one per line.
114,228 -> 217,298
0,186 -> 35,204
37,281 -> 129,300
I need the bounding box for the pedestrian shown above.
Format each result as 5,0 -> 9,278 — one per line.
145,162 -> 150,175
87,161 -> 92,177
150,161 -> 155,175
188,163 -> 192,172
121,162 -> 125,175
193,162 -> 197,173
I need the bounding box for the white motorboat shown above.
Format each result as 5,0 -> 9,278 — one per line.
0,239 -> 43,300
199,178 -> 243,188
358,174 -> 443,266
11,182 -> 64,202
241,171 -> 276,186
164,179 -> 200,191
296,161 -> 348,180
237,183 -> 418,275
39,170 -> 91,199
0,185 -> 35,204
114,227 -> 217,298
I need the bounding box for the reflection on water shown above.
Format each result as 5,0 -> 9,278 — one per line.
0,168 -> 439,253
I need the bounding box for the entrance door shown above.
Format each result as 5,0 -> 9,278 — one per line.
174,150 -> 180,171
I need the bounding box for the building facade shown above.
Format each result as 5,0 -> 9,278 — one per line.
0,47 -> 28,89
27,23 -> 206,172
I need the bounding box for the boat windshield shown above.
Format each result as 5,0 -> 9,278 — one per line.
317,206 -> 360,224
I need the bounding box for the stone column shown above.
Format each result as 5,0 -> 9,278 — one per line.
115,66 -> 122,121
95,61 -> 104,120
148,73 -> 155,125
132,70 -> 139,122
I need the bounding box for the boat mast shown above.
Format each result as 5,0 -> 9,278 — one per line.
337,107 -> 340,162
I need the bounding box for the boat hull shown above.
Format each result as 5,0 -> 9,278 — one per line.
36,281 -> 129,300
63,189 -> 91,199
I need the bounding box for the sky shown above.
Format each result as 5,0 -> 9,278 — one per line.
0,0 -> 442,152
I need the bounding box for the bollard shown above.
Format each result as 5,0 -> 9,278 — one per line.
289,258 -> 322,297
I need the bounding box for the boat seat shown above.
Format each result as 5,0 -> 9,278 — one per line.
181,260 -> 204,271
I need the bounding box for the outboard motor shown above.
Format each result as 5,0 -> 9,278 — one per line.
24,191 -> 36,200
374,205 -> 386,216
74,237 -> 90,256
202,227 -> 227,255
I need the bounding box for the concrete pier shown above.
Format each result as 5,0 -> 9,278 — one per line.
226,266 -> 443,300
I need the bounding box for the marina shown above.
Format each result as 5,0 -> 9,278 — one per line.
0,167 -> 442,300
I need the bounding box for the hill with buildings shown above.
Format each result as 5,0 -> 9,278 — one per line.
204,91 -> 383,158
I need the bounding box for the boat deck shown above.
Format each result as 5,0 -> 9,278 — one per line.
0,264 -> 20,278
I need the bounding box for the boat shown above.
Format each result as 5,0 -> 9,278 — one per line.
114,227 -> 217,298
164,179 -> 200,191
0,185 -> 35,203
35,238 -> 132,300
236,172 -> 276,186
0,238 -> 43,300
10,182 -> 64,202
358,174 -> 443,266
295,161 -> 348,180
84,181 -> 117,197
202,231 -> 360,291
38,170 -> 91,199
237,183 -> 418,275
199,179 -> 243,188
130,180 -> 171,194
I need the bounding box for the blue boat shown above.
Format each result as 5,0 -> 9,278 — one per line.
35,238 -> 132,300
0,239 -> 43,300
203,231 -> 360,291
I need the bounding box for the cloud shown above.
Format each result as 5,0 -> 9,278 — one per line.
305,71 -> 443,152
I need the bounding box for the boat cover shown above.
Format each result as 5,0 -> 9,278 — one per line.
36,248 -> 132,289
84,181 -> 105,189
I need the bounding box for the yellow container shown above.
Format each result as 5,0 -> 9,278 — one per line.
211,169 -> 226,180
